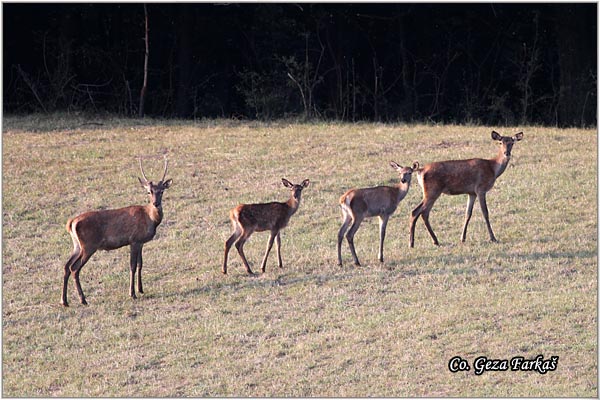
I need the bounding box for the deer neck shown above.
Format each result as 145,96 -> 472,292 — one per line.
146,204 -> 163,225
286,194 -> 301,216
394,182 -> 409,197
492,149 -> 511,178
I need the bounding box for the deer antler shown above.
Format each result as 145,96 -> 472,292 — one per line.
161,156 -> 168,183
138,157 -> 149,183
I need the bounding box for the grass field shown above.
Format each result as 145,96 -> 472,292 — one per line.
2,114 -> 597,397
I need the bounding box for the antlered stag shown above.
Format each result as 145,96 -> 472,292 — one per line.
338,161 -> 418,267
409,131 -> 523,247
61,158 -> 172,306
223,178 -> 310,275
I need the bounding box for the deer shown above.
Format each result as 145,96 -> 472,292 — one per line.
222,178 -> 310,275
337,161 -> 418,267
60,157 -> 172,306
409,131 -> 523,248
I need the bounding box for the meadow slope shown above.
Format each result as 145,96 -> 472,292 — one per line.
2,115 -> 597,396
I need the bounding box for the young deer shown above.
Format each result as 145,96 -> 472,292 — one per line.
222,178 -> 310,275
337,161 -> 418,267
409,131 -> 523,248
61,158 -> 172,306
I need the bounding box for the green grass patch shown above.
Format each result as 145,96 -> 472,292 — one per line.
2,116 -> 597,396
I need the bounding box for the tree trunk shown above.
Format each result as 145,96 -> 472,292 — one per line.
175,5 -> 194,118
398,14 -> 415,120
138,4 -> 149,118
554,5 -> 596,127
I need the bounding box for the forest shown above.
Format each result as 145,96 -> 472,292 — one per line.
3,3 -> 597,127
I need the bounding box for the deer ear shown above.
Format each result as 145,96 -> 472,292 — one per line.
390,161 -> 402,170
412,161 -> 420,170
301,179 -> 310,188
514,132 -> 524,141
162,179 -> 172,189
282,178 -> 293,188
491,131 -> 502,141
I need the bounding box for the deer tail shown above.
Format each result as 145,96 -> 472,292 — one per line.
339,190 -> 355,214
66,218 -> 74,233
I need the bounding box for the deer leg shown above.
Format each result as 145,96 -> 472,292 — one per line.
72,252 -> 93,305
260,232 -> 276,273
129,244 -> 142,299
73,269 -> 88,305
409,201 -> 423,248
378,215 -> 389,263
337,212 -> 352,266
235,232 -> 255,275
421,199 -> 440,246
461,194 -> 477,242
478,192 -> 497,242
136,245 -> 144,294
61,267 -> 72,307
275,233 -> 283,269
61,251 -> 80,307
346,217 -> 363,266
223,225 -> 242,275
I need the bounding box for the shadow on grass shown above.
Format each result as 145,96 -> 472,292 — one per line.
513,249 -> 596,261
160,245 -> 597,302
394,247 -> 597,276
176,268 -> 357,299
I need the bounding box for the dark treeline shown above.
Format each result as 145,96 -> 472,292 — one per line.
3,3 -> 597,126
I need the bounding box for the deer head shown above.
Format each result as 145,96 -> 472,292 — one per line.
492,131 -> 524,158
138,157 -> 172,208
390,161 -> 419,184
282,178 -> 310,201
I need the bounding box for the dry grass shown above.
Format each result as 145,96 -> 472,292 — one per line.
2,115 -> 597,396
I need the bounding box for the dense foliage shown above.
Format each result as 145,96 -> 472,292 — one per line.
3,3 -> 596,126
